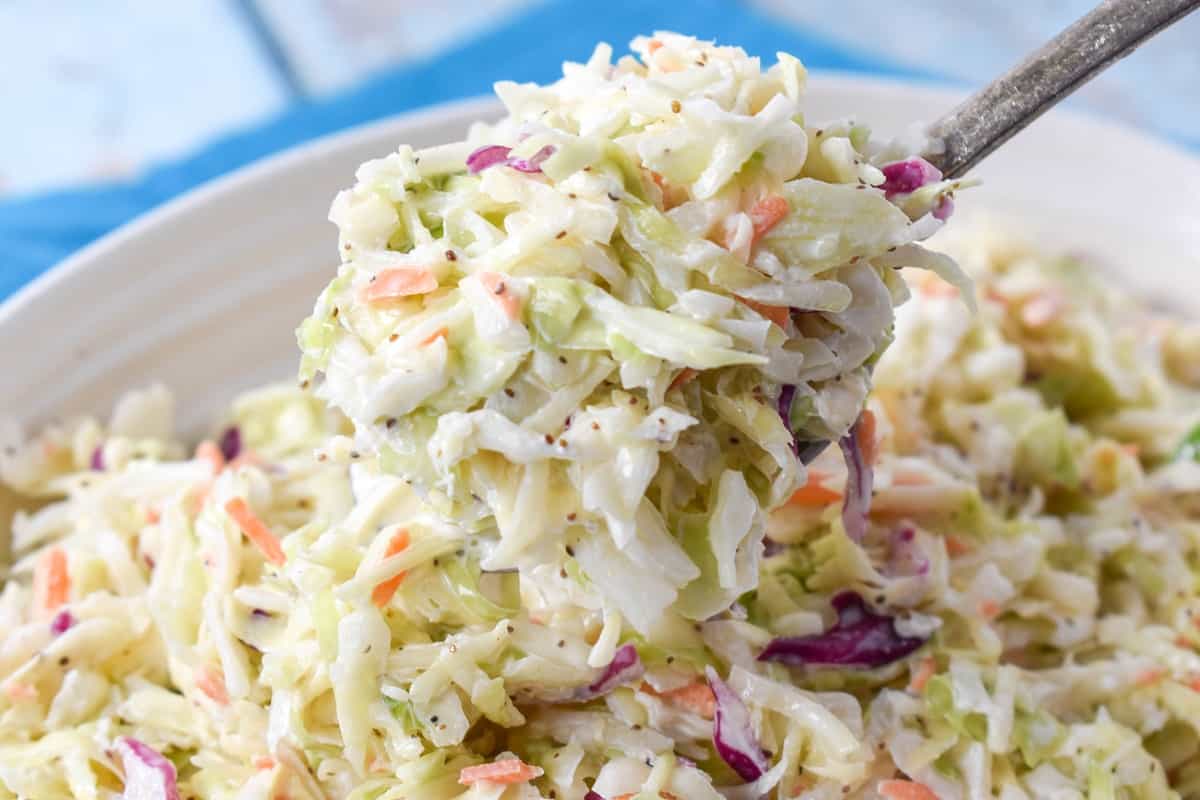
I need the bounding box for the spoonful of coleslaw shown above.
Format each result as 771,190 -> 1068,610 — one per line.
297,1 -> 1194,624
297,32 -> 975,624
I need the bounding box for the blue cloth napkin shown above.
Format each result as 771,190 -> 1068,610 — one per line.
0,0 -> 929,300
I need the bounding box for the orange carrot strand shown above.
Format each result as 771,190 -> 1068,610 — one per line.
668,368 -> 698,392
365,268 -> 438,304
458,758 -> 543,786
38,547 -> 70,613
908,657 -> 937,693
858,408 -> 878,466
195,666 -> 230,705
643,680 -> 716,720
749,195 -> 790,243
477,272 -> 522,320
736,296 -> 790,329
224,498 -> 286,566
371,528 -> 412,608
786,469 -> 843,507
878,779 -> 940,800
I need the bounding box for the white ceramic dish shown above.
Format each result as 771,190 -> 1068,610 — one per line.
2,76 -> 1199,439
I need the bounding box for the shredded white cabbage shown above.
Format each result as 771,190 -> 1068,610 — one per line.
3,30 -> 1199,800
299,30 -> 972,634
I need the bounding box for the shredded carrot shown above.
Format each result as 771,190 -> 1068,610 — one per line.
983,286 -> 1009,306
892,469 -> 934,487
908,656 -> 937,693
1020,290 -> 1064,328
371,528 -> 412,608
786,469 -> 843,507
253,756 -> 276,770
857,408 -> 878,466
37,547 -> 70,614
195,666 -> 230,705
1134,668 -> 1166,688
918,276 -> 959,299
978,600 -> 1002,620
1119,442 -> 1140,458
944,535 -> 971,557
1189,677 -> 1200,693
748,195 -> 790,243
647,170 -> 685,210
736,296 -> 790,329
458,759 -> 544,786
668,368 -> 698,392
878,779 -> 939,800
646,39 -> 663,54
365,267 -> 438,304
3,682 -> 37,702
224,498 -> 286,566
655,172 -> 688,210
195,440 -> 226,474
644,681 -> 717,720
477,272 -> 522,320
420,327 -> 449,347
144,506 -> 162,525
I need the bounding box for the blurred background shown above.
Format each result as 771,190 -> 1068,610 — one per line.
0,0 -> 1197,283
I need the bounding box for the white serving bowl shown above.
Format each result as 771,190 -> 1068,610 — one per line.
2,76 -> 1199,438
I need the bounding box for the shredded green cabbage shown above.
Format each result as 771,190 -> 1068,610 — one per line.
2,31 -> 1198,800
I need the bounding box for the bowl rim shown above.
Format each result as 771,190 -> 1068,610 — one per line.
0,94 -> 499,326
5,71 -> 1198,328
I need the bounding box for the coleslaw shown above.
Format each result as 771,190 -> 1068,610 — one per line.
2,30 -> 1199,800
297,32 -> 971,632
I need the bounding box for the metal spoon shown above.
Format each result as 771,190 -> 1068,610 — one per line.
799,0 -> 1198,464
927,0 -> 1199,178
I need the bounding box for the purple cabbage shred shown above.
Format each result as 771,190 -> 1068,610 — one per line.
584,793 -> 606,800
218,426 -> 242,462
758,591 -> 926,668
933,194 -> 955,221
90,446 -> 105,471
466,144 -> 556,175
466,145 -> 512,173
839,414 -> 873,542
776,384 -> 798,456
762,537 -> 786,558
775,351 -> 830,464
505,145 -> 556,173
706,666 -> 769,782
50,610 -> 76,635
118,737 -> 181,800
879,158 -> 942,199
574,643 -> 643,701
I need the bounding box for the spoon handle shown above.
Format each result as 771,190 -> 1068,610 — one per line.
928,0 -> 1200,179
